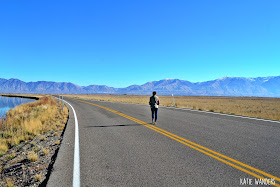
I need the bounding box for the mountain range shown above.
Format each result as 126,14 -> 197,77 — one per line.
0,76 -> 279,97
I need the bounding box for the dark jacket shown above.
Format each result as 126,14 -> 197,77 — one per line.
149,95 -> 160,108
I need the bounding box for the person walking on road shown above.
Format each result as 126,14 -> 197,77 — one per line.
149,91 -> 160,125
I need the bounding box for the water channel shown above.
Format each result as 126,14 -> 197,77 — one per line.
0,96 -> 34,117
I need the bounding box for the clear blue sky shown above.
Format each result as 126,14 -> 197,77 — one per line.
0,0 -> 279,88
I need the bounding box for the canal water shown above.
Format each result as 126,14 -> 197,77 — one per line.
0,96 -> 34,117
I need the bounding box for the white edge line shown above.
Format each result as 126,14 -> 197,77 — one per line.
180,108 -> 280,124
56,96 -> 80,187
67,96 -> 280,124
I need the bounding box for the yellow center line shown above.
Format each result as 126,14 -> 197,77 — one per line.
146,124 -> 280,182
71,98 -> 280,186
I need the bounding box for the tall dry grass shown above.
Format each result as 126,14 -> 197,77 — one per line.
0,96 -> 68,156
66,94 -> 280,121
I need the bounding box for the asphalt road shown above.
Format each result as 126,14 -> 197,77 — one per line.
47,97 -> 280,187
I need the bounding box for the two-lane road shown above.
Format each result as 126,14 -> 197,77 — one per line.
48,97 -> 280,186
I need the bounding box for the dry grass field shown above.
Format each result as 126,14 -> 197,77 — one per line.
0,96 -> 68,156
65,94 -> 280,121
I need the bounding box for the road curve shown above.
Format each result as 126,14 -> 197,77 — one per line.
48,97 -> 280,186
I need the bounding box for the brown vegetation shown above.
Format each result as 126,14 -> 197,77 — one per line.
66,94 -> 280,121
42,148 -> 49,155
0,96 -> 68,156
35,173 -> 41,182
0,95 -> 69,186
28,151 -> 38,162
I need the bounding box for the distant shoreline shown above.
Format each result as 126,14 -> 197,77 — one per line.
0,94 -> 39,100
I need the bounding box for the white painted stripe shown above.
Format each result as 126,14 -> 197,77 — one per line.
56,97 -> 80,187
173,107 -> 280,124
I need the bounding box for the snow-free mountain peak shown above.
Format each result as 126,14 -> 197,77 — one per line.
0,76 -> 279,97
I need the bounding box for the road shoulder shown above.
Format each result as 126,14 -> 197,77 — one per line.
47,103 -> 75,187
